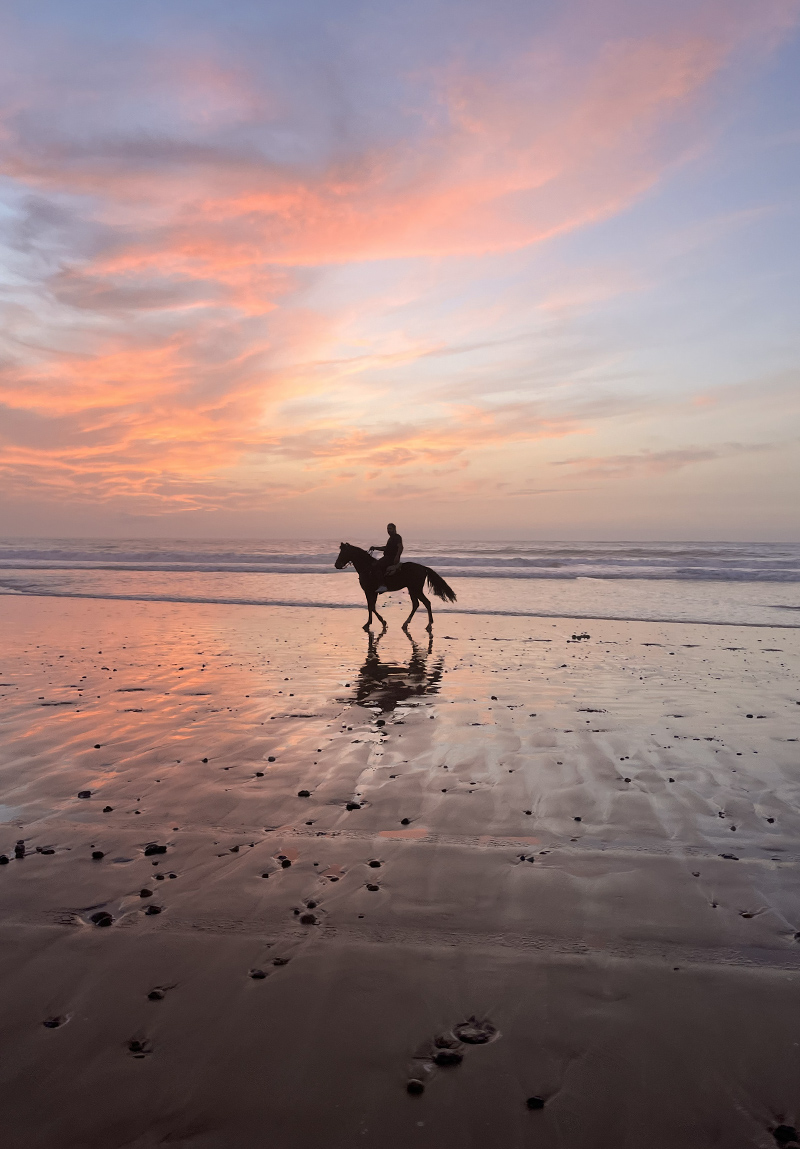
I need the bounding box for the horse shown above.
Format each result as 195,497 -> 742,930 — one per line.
334,542 -> 456,631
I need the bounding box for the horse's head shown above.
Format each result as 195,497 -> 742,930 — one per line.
334,542 -> 352,569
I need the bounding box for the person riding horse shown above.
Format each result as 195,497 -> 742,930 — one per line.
368,523 -> 403,591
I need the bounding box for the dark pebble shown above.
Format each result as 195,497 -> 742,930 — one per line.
78,791 -> 91,799
144,905 -> 162,915
90,911 -> 113,927
369,860 -> 381,868
406,1079 -> 425,1095
144,844 -> 167,856
250,969 -> 267,979
767,817 -> 775,823
773,1127 -> 800,1146
103,806 -> 113,812
140,888 -> 152,897
281,859 -> 292,868
147,990 -> 164,1001
43,1017 -> 64,1029
15,841 -> 25,859
526,1096 -> 545,1110
202,758 -> 208,763
573,816 -> 582,822
261,872 -> 270,878
366,884 -> 380,892
91,851 -> 105,860
40,848 -> 55,855
433,1049 -> 463,1066
156,873 -> 165,879
524,810 -> 532,815
346,801 -> 361,810
0,855 -> 8,864
169,873 -> 177,878
306,900 -> 317,908
230,845 -> 239,852
94,745 -> 101,749
298,790 -> 311,797
719,853 -> 739,860
128,1040 -> 145,1053
255,772 -> 264,777
376,719 -> 385,727
273,957 -> 290,966
268,756 -> 276,762
300,912 -> 316,924
401,818 -> 410,825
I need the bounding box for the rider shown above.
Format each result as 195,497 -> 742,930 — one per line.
369,523 -> 404,591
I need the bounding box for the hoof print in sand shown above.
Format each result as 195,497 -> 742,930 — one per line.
408,1019 -> 499,1091
90,911 -> 113,927
453,1017 -> 498,1045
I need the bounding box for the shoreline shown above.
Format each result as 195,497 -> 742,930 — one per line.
1,585 -> 800,627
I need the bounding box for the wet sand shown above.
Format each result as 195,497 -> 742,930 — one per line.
1,595 -> 799,1149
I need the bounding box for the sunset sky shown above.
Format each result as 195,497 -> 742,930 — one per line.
1,0 -> 798,540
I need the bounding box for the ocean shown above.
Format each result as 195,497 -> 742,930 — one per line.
0,538 -> 798,627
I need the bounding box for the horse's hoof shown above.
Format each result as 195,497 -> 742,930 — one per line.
362,623 -> 370,631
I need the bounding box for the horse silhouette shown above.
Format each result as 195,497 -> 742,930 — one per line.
334,542 -> 456,631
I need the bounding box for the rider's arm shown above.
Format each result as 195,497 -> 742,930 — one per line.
368,544 -> 386,553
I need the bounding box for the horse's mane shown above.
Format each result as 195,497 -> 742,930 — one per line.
342,542 -> 372,560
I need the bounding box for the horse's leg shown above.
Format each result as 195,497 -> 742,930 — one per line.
363,592 -> 375,631
402,590 -> 419,630
419,589 -> 433,631
374,597 -> 387,629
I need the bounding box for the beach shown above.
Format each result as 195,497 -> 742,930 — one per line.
1,585 -> 799,1149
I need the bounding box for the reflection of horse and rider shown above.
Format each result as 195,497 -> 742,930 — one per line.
352,627 -> 443,711
335,523 -> 456,632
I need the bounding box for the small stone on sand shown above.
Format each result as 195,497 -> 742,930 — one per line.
406,1079 -> 425,1094
526,1096 -> 545,1110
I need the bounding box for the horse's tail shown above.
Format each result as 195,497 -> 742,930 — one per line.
425,567 -> 457,602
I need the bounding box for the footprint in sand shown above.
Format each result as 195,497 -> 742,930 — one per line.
406,1017 -> 499,1093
